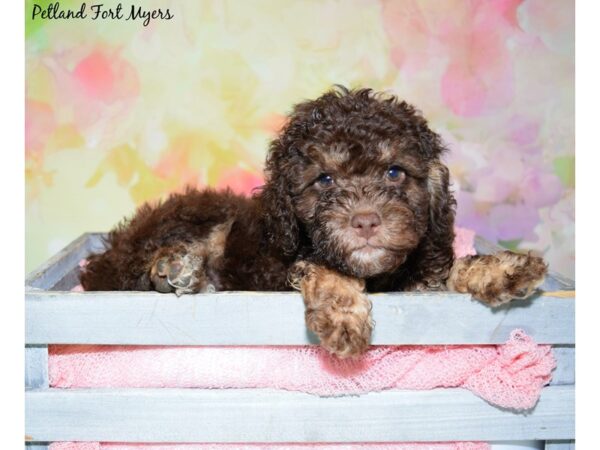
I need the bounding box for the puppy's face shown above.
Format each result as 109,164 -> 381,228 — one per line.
261,88 -> 453,280
288,137 -> 430,278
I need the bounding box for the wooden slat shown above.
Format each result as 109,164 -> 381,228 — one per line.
50,266 -> 82,291
25,345 -> 48,389
549,346 -> 575,386
488,442 -> 544,449
474,236 -> 575,291
25,234 -> 93,290
48,233 -> 107,291
24,385 -> 574,442
25,444 -> 49,450
25,290 -> 574,345
545,441 -> 575,449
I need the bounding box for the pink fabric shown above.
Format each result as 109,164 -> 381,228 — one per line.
50,443 -> 490,450
49,330 -> 554,410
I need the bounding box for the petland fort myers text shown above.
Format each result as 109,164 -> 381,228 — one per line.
31,2 -> 174,27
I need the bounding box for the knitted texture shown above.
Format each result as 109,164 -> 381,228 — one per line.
49,442 -> 491,450
49,330 -> 553,410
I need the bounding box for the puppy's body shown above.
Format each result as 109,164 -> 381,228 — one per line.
80,186 -> 441,294
81,87 -> 547,357
81,190 -> 290,293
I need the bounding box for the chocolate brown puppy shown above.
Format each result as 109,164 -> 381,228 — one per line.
81,87 -> 547,357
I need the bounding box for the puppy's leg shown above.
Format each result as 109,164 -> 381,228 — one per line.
446,251 -> 548,307
290,261 -> 373,358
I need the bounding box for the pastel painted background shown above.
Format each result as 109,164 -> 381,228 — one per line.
25,0 -> 575,277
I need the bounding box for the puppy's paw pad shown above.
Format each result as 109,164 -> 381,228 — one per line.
150,256 -> 174,293
490,252 -> 548,306
151,253 -> 201,294
506,254 -> 547,297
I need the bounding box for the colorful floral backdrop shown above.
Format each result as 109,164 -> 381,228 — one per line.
25,0 -> 575,277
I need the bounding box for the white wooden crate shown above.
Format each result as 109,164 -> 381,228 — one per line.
25,233 -> 575,449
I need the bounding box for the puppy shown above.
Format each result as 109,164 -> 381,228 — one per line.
81,87 -> 547,358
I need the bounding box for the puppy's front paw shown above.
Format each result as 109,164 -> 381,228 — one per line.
293,262 -> 372,358
150,248 -> 206,296
448,251 -> 548,307
306,295 -> 373,359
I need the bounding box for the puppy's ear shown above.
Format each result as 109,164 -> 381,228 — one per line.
427,159 -> 455,240
258,140 -> 300,257
412,121 -> 456,240
402,116 -> 457,287
411,158 -> 456,285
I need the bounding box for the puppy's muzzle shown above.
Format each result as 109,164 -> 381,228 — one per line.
350,212 -> 382,239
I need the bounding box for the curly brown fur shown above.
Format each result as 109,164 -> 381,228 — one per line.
149,219 -> 232,295
447,251 -> 548,307
290,261 -> 373,359
80,189 -> 289,292
81,86 -> 547,357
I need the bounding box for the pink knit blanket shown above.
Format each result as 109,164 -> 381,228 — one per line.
49,330 -> 554,410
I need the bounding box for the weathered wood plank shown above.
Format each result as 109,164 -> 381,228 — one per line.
545,441 -> 575,449
25,444 -> 49,450
24,385 -> 574,442
474,236 -> 575,291
25,290 -> 574,345
488,442 -> 544,449
50,266 -> 82,291
24,346 -> 49,449
25,345 -> 48,389
84,232 -> 108,252
25,234 -> 93,290
549,346 -> 575,386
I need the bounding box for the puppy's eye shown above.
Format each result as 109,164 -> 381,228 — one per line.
316,173 -> 334,187
387,166 -> 406,182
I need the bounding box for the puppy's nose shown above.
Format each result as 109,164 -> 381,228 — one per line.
351,212 -> 382,239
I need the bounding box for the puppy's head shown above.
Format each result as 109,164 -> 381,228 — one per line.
260,87 -> 454,278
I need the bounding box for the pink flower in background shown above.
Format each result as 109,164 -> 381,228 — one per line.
520,168 -> 563,208
216,168 -> 264,196
488,203 -> 540,241
508,115 -> 540,147
380,0 -> 431,74
382,0 -> 519,116
25,100 -> 56,155
36,47 -> 142,133
455,191 -> 539,242
441,55 -> 513,117
455,191 -> 495,241
74,51 -> 115,101
73,50 -> 140,104
455,151 -> 563,243
154,147 -> 205,190
439,2 -> 517,117
261,113 -> 288,136
471,151 -> 525,204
